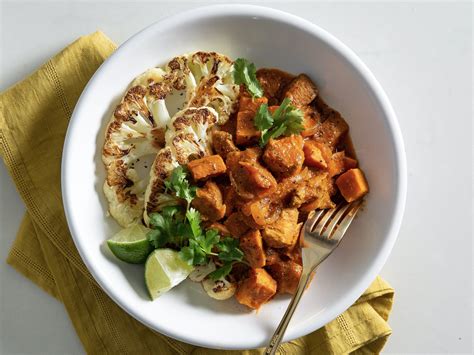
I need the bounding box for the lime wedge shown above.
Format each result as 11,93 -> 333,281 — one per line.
145,249 -> 194,300
107,224 -> 153,264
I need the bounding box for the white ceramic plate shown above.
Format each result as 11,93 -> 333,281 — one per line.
62,5 -> 407,350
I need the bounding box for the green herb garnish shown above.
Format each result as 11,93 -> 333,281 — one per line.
233,58 -> 264,98
254,98 -> 304,146
164,166 -> 196,210
148,166 -> 244,280
147,206 -> 187,248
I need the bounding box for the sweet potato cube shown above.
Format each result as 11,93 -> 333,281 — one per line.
236,110 -> 260,145
239,96 -> 268,113
343,156 -> 358,170
240,230 -> 266,268
262,208 -> 299,248
303,140 -> 327,169
235,268 -> 277,309
336,168 -> 369,202
187,155 -> 226,181
328,151 -> 346,177
283,74 -> 318,106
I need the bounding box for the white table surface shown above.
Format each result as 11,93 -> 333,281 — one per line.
0,1 -> 472,354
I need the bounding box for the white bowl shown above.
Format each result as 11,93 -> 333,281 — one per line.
62,5 -> 406,350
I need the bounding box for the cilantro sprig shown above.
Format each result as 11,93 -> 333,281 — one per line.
179,209 -> 243,279
164,165 -> 196,211
147,166 -> 244,280
233,58 -> 264,98
254,98 -> 304,146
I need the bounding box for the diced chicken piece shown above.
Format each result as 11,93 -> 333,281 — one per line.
235,268 -> 277,309
262,208 -> 299,248
343,156 -> 358,170
265,248 -> 283,266
212,131 -> 239,159
187,155 -> 226,181
256,68 -> 295,105
263,135 -> 304,177
227,149 -> 277,200
224,212 -> 250,238
191,181 -> 226,221
336,168 -> 369,202
236,110 -> 260,145
240,230 -> 266,268
206,222 -> 231,237
303,140 -> 327,169
239,96 -> 268,113
267,260 -> 302,294
298,175 -> 335,212
274,167 -> 312,203
283,241 -> 303,265
283,74 -> 318,106
300,106 -> 321,137
328,151 -> 346,177
314,110 -> 349,148
280,168 -> 333,210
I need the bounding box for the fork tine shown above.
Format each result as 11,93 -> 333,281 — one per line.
305,209 -> 325,233
313,202 -> 344,236
329,200 -> 363,243
323,203 -> 355,238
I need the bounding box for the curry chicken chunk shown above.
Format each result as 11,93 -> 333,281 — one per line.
185,68 -> 368,310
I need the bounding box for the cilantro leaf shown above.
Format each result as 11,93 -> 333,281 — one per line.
165,166 -> 196,207
208,262 -> 233,281
186,208 -> 202,238
147,206 -> 186,248
217,237 -> 244,262
203,229 -> 220,254
254,103 -> 273,132
178,246 -> 195,265
253,97 -> 304,146
233,58 -> 263,98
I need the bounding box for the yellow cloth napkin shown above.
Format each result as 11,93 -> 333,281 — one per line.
0,31 -> 394,354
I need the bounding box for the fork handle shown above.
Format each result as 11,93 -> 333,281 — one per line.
264,272 -> 312,355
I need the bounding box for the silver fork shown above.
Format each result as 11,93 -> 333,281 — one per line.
265,200 -> 363,355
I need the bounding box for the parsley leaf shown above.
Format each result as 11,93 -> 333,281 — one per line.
253,98 -> 304,146
208,262 -> 233,281
233,58 -> 264,98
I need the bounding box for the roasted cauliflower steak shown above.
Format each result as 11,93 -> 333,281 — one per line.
102,51 -> 239,227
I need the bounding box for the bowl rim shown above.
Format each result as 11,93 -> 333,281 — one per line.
61,4 -> 407,350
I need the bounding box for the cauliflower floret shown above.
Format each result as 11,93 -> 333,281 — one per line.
103,52 -> 240,227
167,107 -> 218,164
143,107 -> 219,224
187,52 -> 240,124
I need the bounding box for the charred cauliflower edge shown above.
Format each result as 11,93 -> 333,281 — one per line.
102,52 -> 240,227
